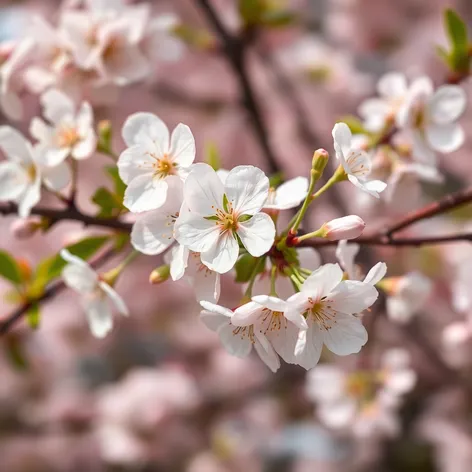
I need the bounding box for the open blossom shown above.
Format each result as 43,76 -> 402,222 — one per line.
130,180 -> 183,256
286,263 -> 378,370
118,113 -> 195,213
332,123 -> 387,198
61,249 -> 128,338
0,127 -> 70,217
30,89 -> 96,166
175,164 -> 276,274
322,215 -> 365,241
264,177 -> 309,210
200,300 -> 280,372
397,77 -> 466,155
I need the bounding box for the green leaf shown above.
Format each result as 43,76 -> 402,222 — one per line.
205,141 -> 221,171
0,250 -> 23,285
235,254 -> 265,283
26,303 -> 40,329
106,166 -> 126,199
92,187 -> 121,218
30,236 -> 109,295
444,9 -> 469,72
340,115 -> 366,135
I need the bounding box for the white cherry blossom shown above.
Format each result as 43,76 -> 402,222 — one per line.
286,263 -> 378,369
118,112 -> 195,213
0,127 -> 70,218
397,77 -> 466,154
200,300 -> 280,372
30,89 -> 97,166
61,249 -> 128,338
264,177 -> 309,210
174,164 -> 276,274
332,122 -> 387,198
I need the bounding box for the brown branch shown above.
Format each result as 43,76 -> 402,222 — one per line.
195,0 -> 280,174
0,246 -> 119,335
0,202 -> 133,232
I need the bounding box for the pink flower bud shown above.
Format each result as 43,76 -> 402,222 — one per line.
10,217 -> 42,239
322,215 -> 365,241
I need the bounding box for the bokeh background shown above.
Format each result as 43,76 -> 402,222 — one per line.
1,0 -> 472,471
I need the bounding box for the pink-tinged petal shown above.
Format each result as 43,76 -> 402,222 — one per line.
318,399 -> 357,429
265,176 -> 309,210
217,323 -> 253,358
232,302 -> 264,327
322,311 -> 368,355
252,295 -> 287,312
0,126 -> 33,165
364,262 -> 387,285
332,122 -> 352,159
30,117 -> 55,147
335,240 -> 359,280
169,123 -> 195,168
200,309 -> 230,334
200,232 -> 239,274
377,72 -> 407,98
345,149 -> 371,177
104,44 -> 150,86
131,210 -> 175,255
122,112 -> 170,148
329,280 -> 378,314
237,213 -> 275,257
183,163 -> 225,215
83,295 -> 113,338
174,213 -> 220,253
117,143 -> 156,185
306,365 -> 346,402
225,165 -> 270,215
253,332 -> 280,372
40,88 -> 75,124
427,85 -> 466,125
123,174 -> 169,212
0,91 -> 23,121
193,268 -> 220,304
42,161 -> 71,191
302,263 -> 344,298
265,318 -> 300,364
426,123 -> 464,153
295,319 -> 323,369
0,162 -> 28,200
99,281 -> 129,316
411,131 -> 437,166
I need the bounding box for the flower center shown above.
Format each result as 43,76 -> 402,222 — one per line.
150,153 -> 177,179
231,325 -> 256,343
27,164 -> 37,182
306,297 -> 336,330
212,197 -> 239,233
57,126 -> 80,148
261,308 -> 284,334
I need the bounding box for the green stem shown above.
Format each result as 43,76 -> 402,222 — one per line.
290,168 -> 319,235
244,257 -> 265,299
311,166 -> 345,200
295,228 -> 325,243
269,265 -> 278,297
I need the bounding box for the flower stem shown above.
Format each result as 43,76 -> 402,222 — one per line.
243,257 -> 265,299
311,164 -> 346,200
294,228 -> 325,243
269,265 -> 278,297
290,168 -> 320,235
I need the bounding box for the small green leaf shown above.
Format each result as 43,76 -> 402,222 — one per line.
222,193 -> 230,213
235,254 -> 265,283
0,251 -> 23,285
26,303 -> 40,330
444,9 -> 470,72
205,141 -> 221,171
92,187 -> 122,218
269,172 -> 284,189
4,336 -> 29,371
106,166 -> 126,199
340,115 -> 366,135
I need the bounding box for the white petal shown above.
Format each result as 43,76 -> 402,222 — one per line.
123,174 -> 169,212
411,131 -> 438,166
169,123 -> 195,168
29,117 -> 55,147
0,126 -> 33,165
426,123 -> 464,153
386,296 -> 414,324
335,240 -> 360,280
295,320 -> 324,370
232,302 -> 264,326
193,269 -> 220,304
104,45 -> 150,86
73,123 -> 97,160
200,232 -> 239,274
40,88 -> 75,124
318,399 -> 357,429
345,149 -> 371,177
252,295 -> 287,313
265,177 -> 309,210
169,244 -> 189,281
364,262 -> 387,285
200,309 -> 231,332
0,92 -> 23,121
378,72 -> 407,98
306,365 -> 346,402
18,175 -> 41,218
174,213 -> 221,253
61,249 -> 98,293
237,213 -> 275,257
99,281 -> 129,316
0,162 -> 28,200
253,333 -> 280,372
37,147 -> 70,167
42,161 -> 71,191
428,85 -> 466,125
266,318 -> 300,364
225,165 -> 269,215
329,280 -> 378,314
83,296 -> 113,338
322,311 -> 368,355
332,122 -> 352,159
183,163 -> 225,215
117,143 -> 156,184
200,300 -> 233,318
302,263 -> 344,298
122,112 -> 170,148
217,323 -> 253,358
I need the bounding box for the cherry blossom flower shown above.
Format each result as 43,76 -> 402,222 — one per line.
231,295 -> 307,365
118,112 -> 195,213
130,180 -> 183,256
321,215 -> 365,241
332,122 -> 387,198
200,300 -> 280,372
168,245 -> 220,304
397,77 -> 466,155
175,164 -> 276,274
264,177 -> 309,210
0,127 -> 70,218
286,263 -> 378,369
30,89 -> 97,166
61,249 -> 128,338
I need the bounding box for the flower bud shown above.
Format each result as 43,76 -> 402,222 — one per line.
149,265 -> 170,284
321,215 -> 365,241
10,217 -> 42,239
312,148 -> 329,175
